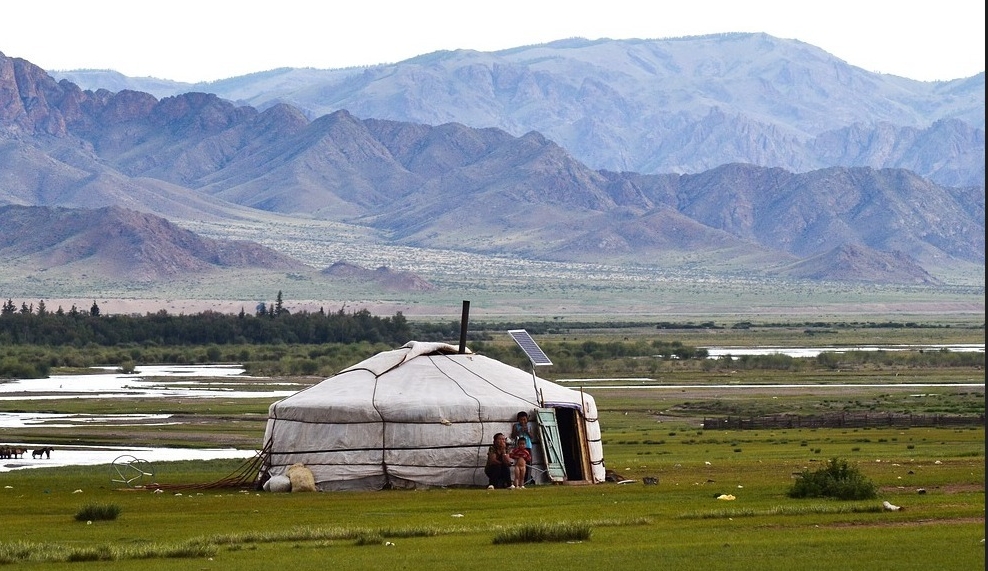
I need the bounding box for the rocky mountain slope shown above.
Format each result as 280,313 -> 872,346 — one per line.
0,48 -> 983,287
0,205 -> 306,280
54,34 -> 985,188
322,262 -> 436,292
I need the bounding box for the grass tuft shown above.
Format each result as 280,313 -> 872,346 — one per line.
66,545 -> 117,562
353,533 -> 384,546
492,521 -> 592,544
74,502 -> 121,522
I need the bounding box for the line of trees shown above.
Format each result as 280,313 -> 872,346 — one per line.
0,294 -> 420,347
3,295 -> 981,381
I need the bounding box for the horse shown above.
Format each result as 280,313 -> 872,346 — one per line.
1,446 -> 30,459
32,447 -> 53,459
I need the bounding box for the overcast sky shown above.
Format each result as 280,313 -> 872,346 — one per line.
3,0 -> 984,83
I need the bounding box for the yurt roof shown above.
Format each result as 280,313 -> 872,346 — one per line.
268,341 -> 590,423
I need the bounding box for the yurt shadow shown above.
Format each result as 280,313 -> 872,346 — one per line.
257,341 -> 605,491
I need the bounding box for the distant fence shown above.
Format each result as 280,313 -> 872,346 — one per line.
702,413 -> 985,430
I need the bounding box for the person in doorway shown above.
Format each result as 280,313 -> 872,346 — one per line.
509,436 -> 532,488
511,411 -> 535,484
484,433 -> 512,489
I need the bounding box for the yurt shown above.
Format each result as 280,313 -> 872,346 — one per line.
259,341 -> 605,490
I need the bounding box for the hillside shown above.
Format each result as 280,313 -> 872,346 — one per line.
0,205 -> 308,280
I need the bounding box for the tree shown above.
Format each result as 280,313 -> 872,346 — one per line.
274,290 -> 285,315
37,300 -> 47,316
274,290 -> 290,316
90,301 -> 101,317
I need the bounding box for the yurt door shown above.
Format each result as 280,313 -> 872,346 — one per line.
535,408 -> 566,482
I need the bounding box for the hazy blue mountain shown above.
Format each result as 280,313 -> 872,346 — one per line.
52,34 -> 985,187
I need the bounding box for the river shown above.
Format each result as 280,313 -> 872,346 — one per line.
1,365 -> 302,472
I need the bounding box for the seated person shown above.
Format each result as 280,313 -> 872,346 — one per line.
484,433 -> 512,489
509,437 -> 532,488
511,411 -> 535,484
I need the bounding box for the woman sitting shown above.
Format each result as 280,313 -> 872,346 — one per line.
484,433 -> 512,489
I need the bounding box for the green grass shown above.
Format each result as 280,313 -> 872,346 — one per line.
0,422 -> 982,570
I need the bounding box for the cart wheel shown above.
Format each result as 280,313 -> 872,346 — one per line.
110,455 -> 156,488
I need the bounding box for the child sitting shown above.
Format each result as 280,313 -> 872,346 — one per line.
508,438 -> 532,488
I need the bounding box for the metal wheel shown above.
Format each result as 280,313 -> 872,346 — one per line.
110,454 -> 156,488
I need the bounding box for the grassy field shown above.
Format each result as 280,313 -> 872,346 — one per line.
0,421 -> 983,570
0,324 -> 983,569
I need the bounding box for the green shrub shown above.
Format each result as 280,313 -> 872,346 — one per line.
788,457 -> 877,500
353,533 -> 384,546
493,522 -> 592,544
74,503 -> 121,522
0,357 -> 50,379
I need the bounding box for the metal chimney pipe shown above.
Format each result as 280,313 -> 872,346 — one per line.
458,300 -> 470,353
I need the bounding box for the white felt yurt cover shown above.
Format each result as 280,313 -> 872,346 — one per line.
260,341 -> 605,490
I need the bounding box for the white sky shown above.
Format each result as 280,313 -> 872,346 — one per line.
3,0 -> 984,83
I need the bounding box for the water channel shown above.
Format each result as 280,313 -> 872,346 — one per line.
0,365 -> 304,472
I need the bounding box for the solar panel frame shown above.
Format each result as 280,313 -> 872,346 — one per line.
508,329 -> 552,366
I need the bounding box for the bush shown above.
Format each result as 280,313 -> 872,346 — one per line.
74,503 -> 122,522
493,522 -> 592,544
0,357 -> 50,379
787,457 -> 877,500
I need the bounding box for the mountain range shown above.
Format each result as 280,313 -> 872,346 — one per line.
0,34 -> 984,298
54,33 -> 985,188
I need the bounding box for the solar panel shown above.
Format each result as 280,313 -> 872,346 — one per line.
508,329 -> 552,366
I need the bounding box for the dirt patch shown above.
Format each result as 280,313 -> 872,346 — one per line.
826,516 -> 985,528
881,484 -> 985,494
